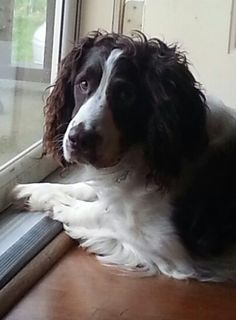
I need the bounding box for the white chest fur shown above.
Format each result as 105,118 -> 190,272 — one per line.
81,165 -> 195,279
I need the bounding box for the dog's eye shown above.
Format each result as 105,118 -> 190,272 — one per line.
79,80 -> 89,93
119,87 -> 135,104
120,89 -> 129,100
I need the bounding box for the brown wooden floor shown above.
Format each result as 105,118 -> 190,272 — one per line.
4,246 -> 236,320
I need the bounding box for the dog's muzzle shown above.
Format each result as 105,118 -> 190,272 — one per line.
65,122 -> 102,163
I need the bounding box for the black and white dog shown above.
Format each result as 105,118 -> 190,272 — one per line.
14,32 -> 236,281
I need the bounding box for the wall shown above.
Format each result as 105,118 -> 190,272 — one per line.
142,0 -> 236,107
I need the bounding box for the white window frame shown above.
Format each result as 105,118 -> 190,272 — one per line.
0,0 -> 81,212
229,0 -> 236,53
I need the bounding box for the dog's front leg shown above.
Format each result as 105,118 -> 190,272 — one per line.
12,182 -> 97,212
50,199 -> 107,228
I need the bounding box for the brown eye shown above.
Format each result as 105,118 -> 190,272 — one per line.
119,85 -> 135,104
79,80 -> 89,93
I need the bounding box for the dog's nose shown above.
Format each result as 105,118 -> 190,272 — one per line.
68,123 -> 101,152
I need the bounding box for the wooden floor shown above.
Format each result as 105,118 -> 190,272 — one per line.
4,246 -> 236,320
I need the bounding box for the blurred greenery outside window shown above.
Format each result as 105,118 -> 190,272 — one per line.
12,0 -> 47,66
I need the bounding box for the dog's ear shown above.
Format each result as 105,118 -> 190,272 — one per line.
43,32 -> 101,164
143,39 -> 208,189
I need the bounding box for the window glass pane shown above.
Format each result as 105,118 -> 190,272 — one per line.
0,0 -> 55,167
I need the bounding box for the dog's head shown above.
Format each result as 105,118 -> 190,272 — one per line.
44,31 -> 208,187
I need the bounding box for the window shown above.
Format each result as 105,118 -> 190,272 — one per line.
0,0 -> 81,212
0,0 -> 54,166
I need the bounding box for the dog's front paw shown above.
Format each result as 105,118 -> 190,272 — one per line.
12,184 -> 36,210
12,183 -> 75,212
63,224 -> 89,240
49,203 -> 70,222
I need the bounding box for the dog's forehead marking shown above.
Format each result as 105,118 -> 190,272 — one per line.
104,49 -> 122,72
96,48 -> 122,95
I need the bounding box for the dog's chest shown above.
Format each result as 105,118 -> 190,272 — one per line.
93,174 -> 172,240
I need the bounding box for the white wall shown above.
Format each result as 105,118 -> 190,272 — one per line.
79,0 -> 114,37
142,0 -> 236,107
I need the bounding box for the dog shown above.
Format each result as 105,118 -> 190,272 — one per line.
13,31 -> 236,281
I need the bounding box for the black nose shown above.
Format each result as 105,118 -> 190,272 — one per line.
68,122 -> 101,152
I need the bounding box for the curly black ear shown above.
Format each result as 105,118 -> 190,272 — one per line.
43,31 -> 103,163
143,39 -> 208,188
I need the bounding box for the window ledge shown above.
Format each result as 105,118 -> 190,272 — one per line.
0,216 -> 63,289
0,232 -> 75,319
0,166 -> 80,317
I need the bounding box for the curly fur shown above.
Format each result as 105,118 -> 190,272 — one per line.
43,35 -> 97,163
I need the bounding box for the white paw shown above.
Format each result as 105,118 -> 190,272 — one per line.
49,203 -> 72,223
12,183 -> 76,212
64,224 -> 89,239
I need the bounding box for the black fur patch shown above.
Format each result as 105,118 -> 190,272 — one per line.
173,137 -> 236,257
106,38 -> 209,188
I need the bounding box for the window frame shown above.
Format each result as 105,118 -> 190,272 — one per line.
229,0 -> 236,53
